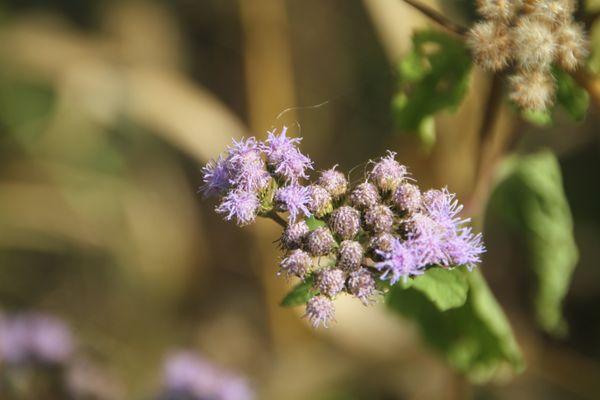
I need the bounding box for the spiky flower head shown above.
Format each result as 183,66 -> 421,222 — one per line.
476,0 -> 519,21
367,232 -> 396,260
274,185 -> 311,223
555,22 -> 589,71
280,249 -> 312,278
315,268 -> 346,297
364,204 -> 394,234
216,190 -> 260,226
317,166 -> 348,199
329,205 -> 361,240
305,295 -> 335,328
338,240 -> 364,272
348,269 -> 376,304
374,238 -> 422,284
392,183 -> 422,214
369,151 -> 407,193
444,227 -> 486,270
467,20 -> 513,72
512,16 -> 556,70
305,227 -> 336,256
281,220 -> 309,250
226,137 -> 270,192
509,69 -> 556,111
306,185 -> 333,218
262,126 -> 313,183
349,182 -> 380,210
200,154 -> 230,198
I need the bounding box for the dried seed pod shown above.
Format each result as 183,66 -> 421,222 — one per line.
467,20 -> 513,72
512,16 -> 556,71
555,22 -> 589,71
509,69 -> 556,111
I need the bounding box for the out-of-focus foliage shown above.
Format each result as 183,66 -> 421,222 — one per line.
391,30 -> 471,148
400,267 -> 469,311
387,269 -> 523,382
489,150 -> 579,336
521,67 -> 589,127
280,275 -> 317,307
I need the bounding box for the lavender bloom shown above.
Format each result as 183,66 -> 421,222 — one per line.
329,206 -> 361,240
162,351 -> 253,400
349,182 -> 380,210
317,166 -> 348,199
201,155 -> 230,198
305,227 -> 336,256
363,205 -> 394,233
305,296 -> 335,328
444,227 -> 486,270
262,127 -> 313,183
280,220 -> 309,250
306,185 -> 333,218
226,137 -> 270,192
338,240 -> 364,272
279,249 -> 312,278
0,313 -> 73,365
348,269 -> 376,304
216,190 -> 260,226
393,183 -> 422,213
374,238 -> 423,284
274,185 -> 311,223
369,151 -> 407,193
404,213 -> 448,267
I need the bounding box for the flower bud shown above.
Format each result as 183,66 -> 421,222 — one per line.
315,268 -> 346,297
364,205 -> 394,234
369,151 -> 407,193
555,22 -> 588,72
305,227 -> 336,256
509,69 -> 555,111
338,240 -> 364,272
305,295 -> 335,328
279,249 -> 312,278
348,269 -> 376,304
393,183 -> 422,214
512,16 -> 556,70
476,0 -> 519,21
306,185 -> 333,218
317,166 -> 348,199
467,20 -> 512,72
281,220 -> 309,250
349,182 -> 380,210
367,233 -> 396,260
329,206 -> 361,240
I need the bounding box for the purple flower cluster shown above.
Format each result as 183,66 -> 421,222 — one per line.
201,127 -> 313,226
0,312 -> 74,366
202,131 -> 485,328
160,351 -> 253,400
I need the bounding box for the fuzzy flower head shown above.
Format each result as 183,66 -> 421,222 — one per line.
338,240 -> 364,272
279,249 -> 312,279
476,0 -> 519,21
374,238 -> 422,284
369,151 -> 407,193
467,20 -> 513,72
201,154 -> 230,197
274,185 -> 311,223
509,69 -> 556,111
393,183 -> 422,214
512,16 -> 556,70
305,227 -> 336,256
368,233 -> 396,260
555,22 -> 589,72
329,206 -> 361,240
524,0 -> 575,23
348,269 -> 376,304
306,185 -> 333,218
444,228 -> 486,270
262,127 -> 313,183
226,137 -> 271,192
349,182 -> 380,210
364,205 -> 394,234
216,190 -> 260,226
315,268 -> 346,298
317,166 -> 348,199
281,220 -> 309,250
305,295 -> 335,328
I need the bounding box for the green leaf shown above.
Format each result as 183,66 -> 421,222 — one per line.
410,267 -> 469,311
387,269 -> 523,382
305,216 -> 326,231
489,150 -> 578,336
392,30 -> 472,144
280,275 -> 317,307
554,68 -> 589,121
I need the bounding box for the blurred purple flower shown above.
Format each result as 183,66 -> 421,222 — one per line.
200,155 -> 230,198
262,127 -> 313,183
226,137 -> 270,192
374,238 -> 423,284
216,190 -> 260,226
274,184 -> 311,223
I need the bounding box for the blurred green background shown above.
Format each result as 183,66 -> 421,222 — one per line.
0,0 -> 599,398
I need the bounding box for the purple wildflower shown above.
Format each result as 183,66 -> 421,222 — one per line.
281,220 -> 309,250
349,182 -> 380,210
274,185 -> 311,223
0,313 -> 73,365
393,183 -> 422,213
262,127 -> 313,183
374,238 -> 422,284
226,137 -> 270,192
306,185 -> 333,218
338,240 -> 364,272
315,269 -> 345,297
317,166 -> 348,199
305,227 -> 336,256
201,155 -> 230,197
369,151 -> 407,193
444,227 -> 486,270
329,206 -> 361,240
216,190 -> 260,226
279,249 -> 312,278
305,295 -> 335,328
404,213 -> 448,267
348,269 -> 376,304
363,205 -> 394,233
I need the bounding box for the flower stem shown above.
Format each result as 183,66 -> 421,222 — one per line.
265,210 -> 287,228
400,0 -> 467,37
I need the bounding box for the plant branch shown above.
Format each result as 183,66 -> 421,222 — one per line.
265,210 -> 287,228
400,0 -> 468,37
571,68 -> 600,111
